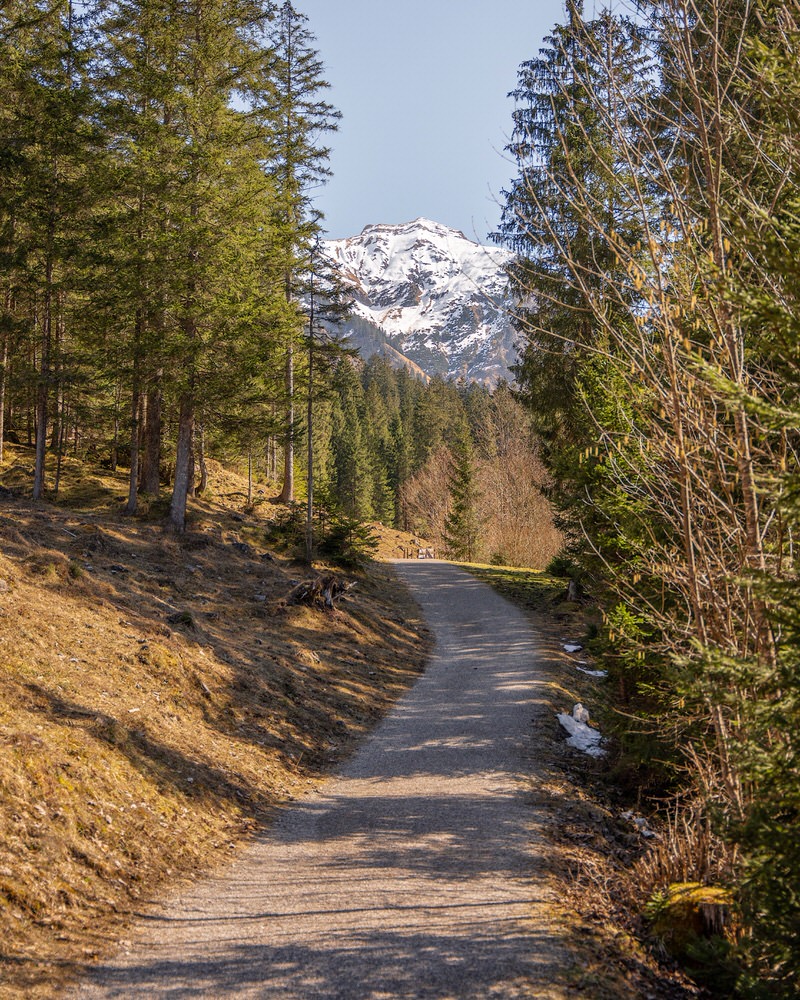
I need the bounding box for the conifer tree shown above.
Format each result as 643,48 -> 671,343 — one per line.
496,4 -> 653,526
0,3 -> 28,465
443,429 -> 481,562
330,358 -> 372,521
102,0 -> 277,532
412,375 -> 466,469
2,1 -> 100,499
256,1 -> 340,503
94,0 -> 186,513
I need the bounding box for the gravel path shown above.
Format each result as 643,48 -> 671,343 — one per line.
73,560 -> 569,999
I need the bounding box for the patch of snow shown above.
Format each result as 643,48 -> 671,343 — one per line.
577,666 -> 608,678
556,704 -> 606,757
621,811 -> 660,839
562,643 -> 583,653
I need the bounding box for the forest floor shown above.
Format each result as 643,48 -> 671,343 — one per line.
0,443 -> 703,998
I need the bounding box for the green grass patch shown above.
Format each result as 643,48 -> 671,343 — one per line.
462,562 -> 564,611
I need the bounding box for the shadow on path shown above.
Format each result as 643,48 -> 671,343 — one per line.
74,561 -> 570,999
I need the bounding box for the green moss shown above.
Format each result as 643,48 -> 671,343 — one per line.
647,882 -> 735,957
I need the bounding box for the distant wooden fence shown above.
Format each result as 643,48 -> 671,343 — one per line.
398,546 -> 436,559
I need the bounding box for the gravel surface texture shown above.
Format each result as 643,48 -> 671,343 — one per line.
72,560 -> 570,999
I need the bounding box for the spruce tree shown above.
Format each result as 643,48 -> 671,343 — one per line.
443,429 -> 481,562
255,1 -> 340,504
495,5 -> 653,542
93,0 -> 187,513
330,358 -> 372,521
1,1 -> 100,499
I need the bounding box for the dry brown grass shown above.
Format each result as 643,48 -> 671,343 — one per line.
0,445 -> 430,999
368,522 -> 436,561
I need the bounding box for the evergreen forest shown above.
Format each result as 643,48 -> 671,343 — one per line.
0,0 -> 342,533
308,360 -> 560,568
3,0 -> 800,996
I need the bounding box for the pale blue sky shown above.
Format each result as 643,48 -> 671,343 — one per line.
298,1 -> 569,242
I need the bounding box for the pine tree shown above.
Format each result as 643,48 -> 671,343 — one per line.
255,1 -> 340,504
93,0 -> 188,513
0,3 -> 29,465
412,375 -> 467,469
1,1 -> 101,499
329,358 -> 372,521
495,6 -> 654,547
169,2 -> 266,531
302,237 -> 351,561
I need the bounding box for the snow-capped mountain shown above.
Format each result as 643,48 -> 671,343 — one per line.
323,218 -> 517,386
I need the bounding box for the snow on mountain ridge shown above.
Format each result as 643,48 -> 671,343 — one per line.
324,219 -> 517,385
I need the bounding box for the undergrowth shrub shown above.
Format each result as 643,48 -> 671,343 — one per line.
317,516 -> 378,569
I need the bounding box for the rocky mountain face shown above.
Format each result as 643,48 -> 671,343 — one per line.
323,218 -> 517,386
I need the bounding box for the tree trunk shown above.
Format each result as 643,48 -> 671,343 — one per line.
27,328 -> 35,447
49,304 -> 64,450
197,421 -> 208,494
33,244 -> 54,501
0,325 -> 7,466
141,380 -> 162,494
54,399 -> 68,496
125,378 -> 141,515
111,382 -> 121,471
187,433 -> 196,498
306,285 -> 314,565
278,339 -> 294,502
168,393 -> 194,533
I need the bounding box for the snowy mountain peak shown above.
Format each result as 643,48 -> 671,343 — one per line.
359,217 -> 468,242
324,220 -> 517,386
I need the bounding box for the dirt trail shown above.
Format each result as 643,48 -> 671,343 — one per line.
72,560 -> 572,999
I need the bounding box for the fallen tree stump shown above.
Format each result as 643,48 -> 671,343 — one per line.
288,574 -> 354,610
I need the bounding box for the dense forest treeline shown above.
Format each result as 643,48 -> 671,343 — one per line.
306,357 -> 560,567
496,0 -> 800,993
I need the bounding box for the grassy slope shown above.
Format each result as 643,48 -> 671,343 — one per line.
0,445 -> 430,998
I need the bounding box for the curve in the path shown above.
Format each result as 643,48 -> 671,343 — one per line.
72,560 -> 568,999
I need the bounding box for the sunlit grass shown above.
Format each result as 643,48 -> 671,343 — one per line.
461,562 -> 565,611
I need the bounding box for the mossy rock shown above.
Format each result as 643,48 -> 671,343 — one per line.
648,882 -> 735,957
137,642 -> 180,673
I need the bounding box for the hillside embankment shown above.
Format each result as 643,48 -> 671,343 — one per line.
0,446 -> 430,998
